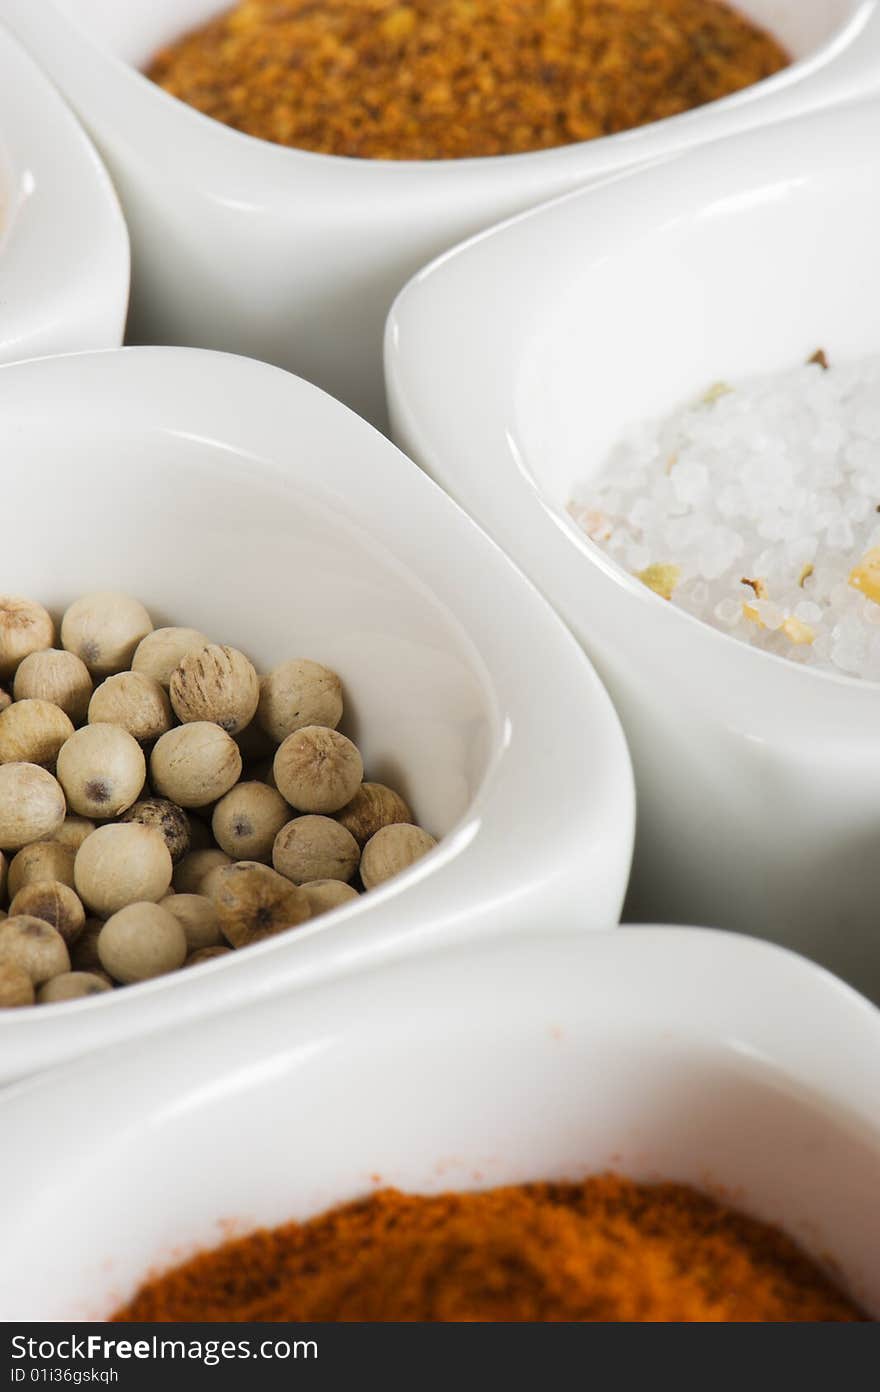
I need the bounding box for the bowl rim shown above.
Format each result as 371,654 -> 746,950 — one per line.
386,95 -> 880,702
0,345 -> 634,1075
0,22 -> 129,363
6,0 -> 877,178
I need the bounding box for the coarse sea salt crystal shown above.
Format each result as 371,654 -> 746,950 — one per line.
570,354 -> 880,679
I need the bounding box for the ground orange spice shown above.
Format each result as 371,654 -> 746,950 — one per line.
146,0 -> 790,160
114,1176 -> 863,1321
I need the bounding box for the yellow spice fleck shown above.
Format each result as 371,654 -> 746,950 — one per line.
742,602 -> 763,628
849,548 -> 880,605
781,617 -> 815,646
798,563 -> 814,589
637,564 -> 681,601
701,381 -> 732,405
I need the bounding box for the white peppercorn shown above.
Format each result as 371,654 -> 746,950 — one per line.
74,823 -> 172,919
13,649 -> 92,724
151,722 -> 242,808
0,764 -> 66,850
0,596 -> 54,680
272,816 -> 360,885
273,726 -> 363,814
172,847 -> 232,894
0,699 -> 74,769
9,880 -> 85,945
360,824 -> 438,890
88,671 -> 172,742
98,902 -> 187,983
0,915 -> 70,983
0,689 -> 11,714
0,959 -> 34,1007
212,782 -> 289,862
0,849 -> 5,901
61,592 -> 153,677
48,816 -> 96,852
336,782 -> 414,847
160,892 -> 223,950
208,861 -> 311,948
37,971 -> 112,1003
301,879 -> 360,916
121,798 -> 191,863
132,626 -> 210,688
257,659 -> 343,744
169,644 -> 260,735
56,722 -> 146,818
8,840 -> 77,898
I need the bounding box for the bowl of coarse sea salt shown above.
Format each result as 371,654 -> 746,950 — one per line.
387,98 -> 880,1004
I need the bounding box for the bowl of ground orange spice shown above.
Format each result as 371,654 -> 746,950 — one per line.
0,929 -> 877,1320
3,1 -> 878,426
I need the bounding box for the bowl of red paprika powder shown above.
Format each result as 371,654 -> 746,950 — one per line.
1,0 -> 877,428
0,927 -> 877,1320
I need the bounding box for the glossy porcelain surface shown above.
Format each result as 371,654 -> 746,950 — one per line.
2,2 -> 878,426
0,346 -> 632,1085
0,22 -> 128,364
388,99 -> 880,1003
0,927 -> 877,1320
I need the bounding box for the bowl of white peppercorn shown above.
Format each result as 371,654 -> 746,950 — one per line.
388,96 -> 880,1006
0,345 -> 633,1083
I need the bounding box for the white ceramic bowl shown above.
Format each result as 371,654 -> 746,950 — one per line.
388,98 -> 880,1005
0,22 -> 128,364
2,2 -> 878,427
0,927 -> 877,1320
0,346 -> 632,1085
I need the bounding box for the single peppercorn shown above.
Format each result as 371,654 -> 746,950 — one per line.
61,592 -> 153,678
74,824 -> 173,919
0,764 -> 66,850
122,798 -> 191,864
273,815 -> 360,885
13,649 -> 93,724
273,726 -> 363,814
211,782 -> 290,862
360,823 -> 437,889
169,645 -> 259,735
0,596 -> 54,680
98,902 -> 188,983
56,723 -> 146,818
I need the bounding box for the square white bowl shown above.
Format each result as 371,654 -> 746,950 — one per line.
0,22 -> 129,363
388,97 -> 880,1004
0,926 -> 877,1320
0,346 -> 633,1085
3,1 -> 878,426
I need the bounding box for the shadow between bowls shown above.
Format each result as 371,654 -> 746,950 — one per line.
0,926 -> 877,1320
0,22 -> 129,363
2,0 -> 880,427
387,97 -> 880,1005
0,345 -> 633,1085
